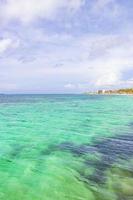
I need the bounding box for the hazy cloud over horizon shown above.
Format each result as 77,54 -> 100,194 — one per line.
0,0 -> 133,93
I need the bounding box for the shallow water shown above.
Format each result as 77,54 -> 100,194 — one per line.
0,94 -> 133,200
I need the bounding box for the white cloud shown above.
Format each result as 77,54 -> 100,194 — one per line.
0,38 -> 12,53
64,83 -> 76,89
95,72 -> 119,87
70,33 -> 133,88
0,37 -> 19,54
0,0 -> 84,23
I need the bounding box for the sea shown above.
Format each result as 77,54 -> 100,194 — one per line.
0,94 -> 133,200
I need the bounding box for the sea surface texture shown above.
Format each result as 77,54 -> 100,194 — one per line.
0,94 -> 133,200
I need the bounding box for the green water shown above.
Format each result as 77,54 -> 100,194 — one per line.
0,94 -> 133,200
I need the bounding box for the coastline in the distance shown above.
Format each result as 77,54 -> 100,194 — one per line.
85,88 -> 133,95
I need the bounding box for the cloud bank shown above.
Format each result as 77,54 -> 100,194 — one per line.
0,0 -> 133,93
0,0 -> 84,23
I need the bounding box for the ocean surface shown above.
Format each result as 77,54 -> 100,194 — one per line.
0,94 -> 133,200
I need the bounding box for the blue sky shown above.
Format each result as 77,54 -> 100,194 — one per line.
0,0 -> 133,93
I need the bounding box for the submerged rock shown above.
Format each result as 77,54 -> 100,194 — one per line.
41,132 -> 133,186
57,133 -> 133,184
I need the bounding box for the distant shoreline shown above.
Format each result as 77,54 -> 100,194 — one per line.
85,88 -> 133,96
86,93 -> 133,96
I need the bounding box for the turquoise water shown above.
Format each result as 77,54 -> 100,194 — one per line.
0,94 -> 133,200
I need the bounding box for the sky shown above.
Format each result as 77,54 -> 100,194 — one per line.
0,0 -> 133,93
